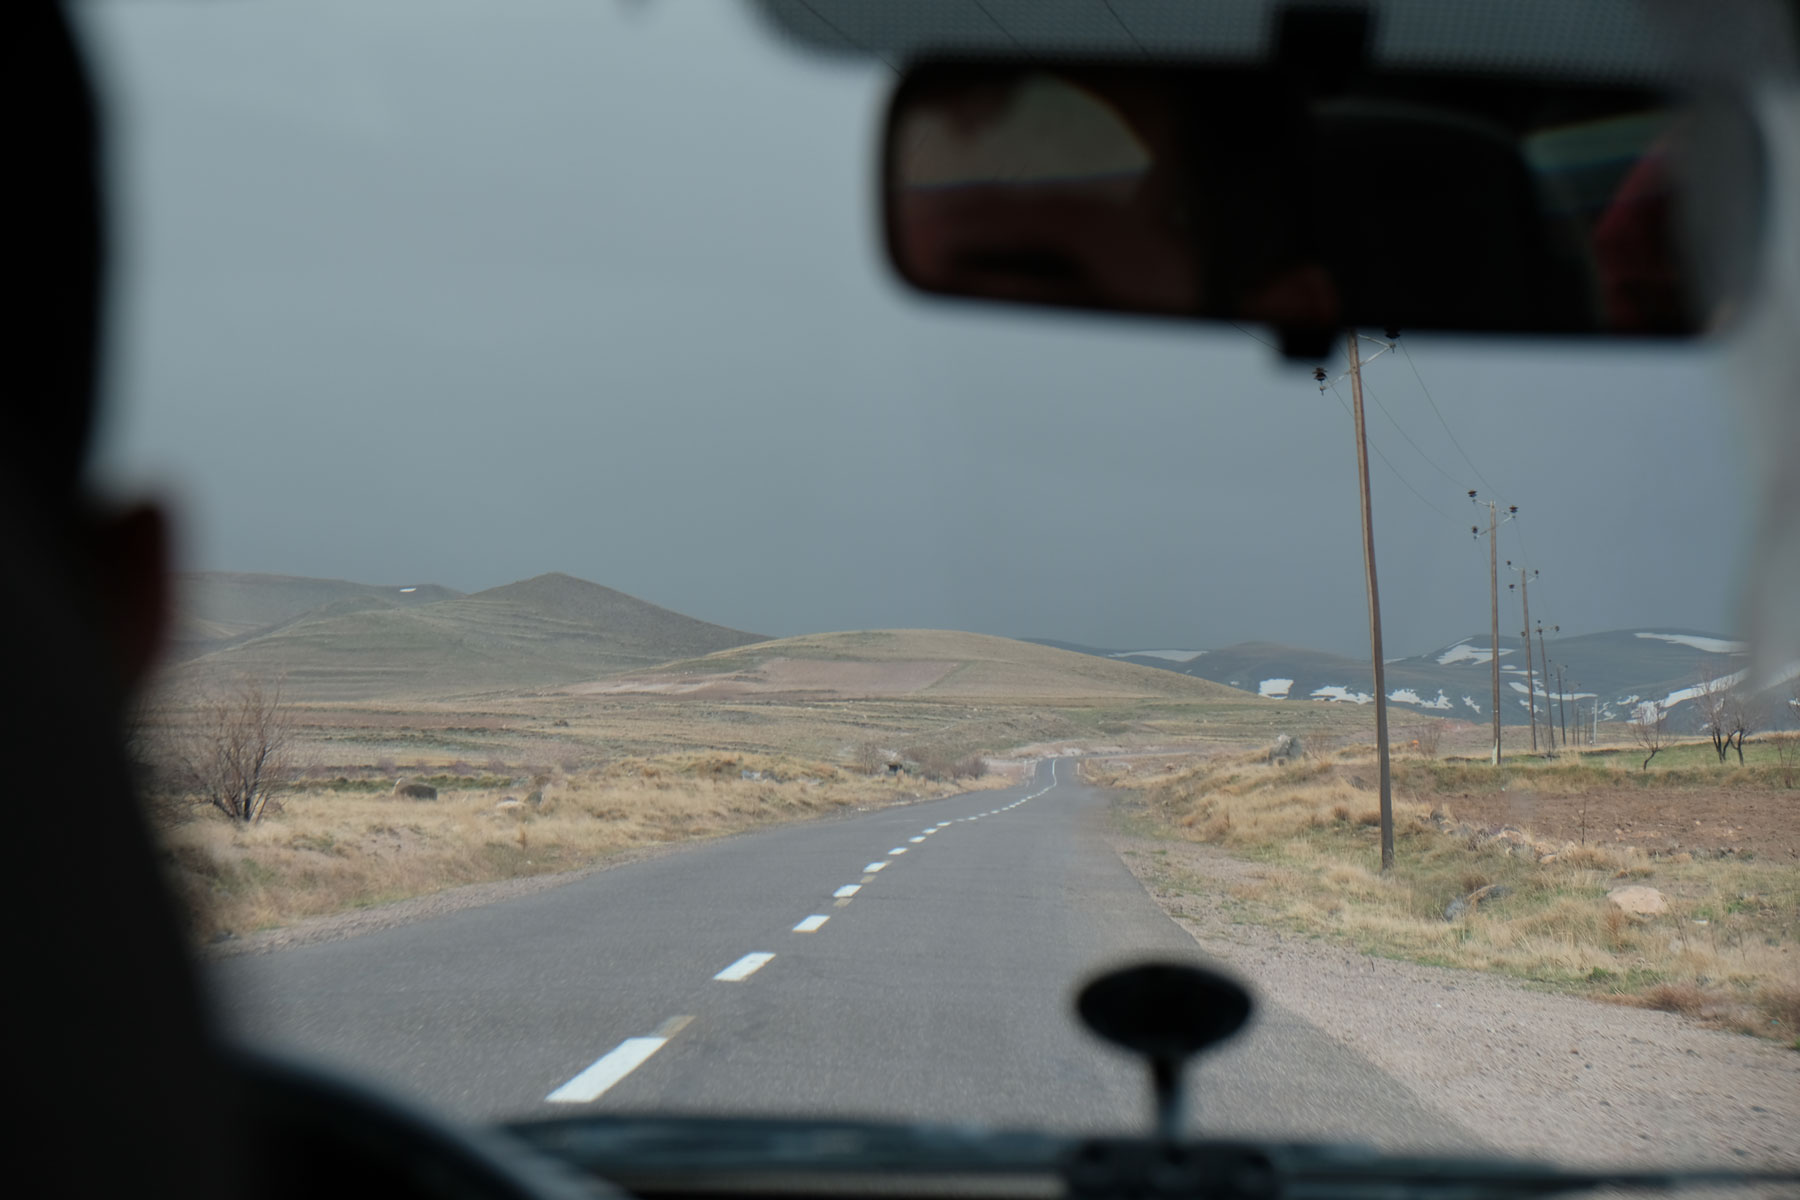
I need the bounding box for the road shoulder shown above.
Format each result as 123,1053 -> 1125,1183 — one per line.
1107,832 -> 1800,1170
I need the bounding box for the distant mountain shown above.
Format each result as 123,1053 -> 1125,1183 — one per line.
173,572 -> 762,699
1031,628 -> 1765,728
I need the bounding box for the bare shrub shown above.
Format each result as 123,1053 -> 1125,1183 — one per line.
1629,700 -> 1668,770
1757,979 -> 1800,1035
1635,981 -> 1709,1017
1413,723 -> 1443,758
167,676 -> 296,823
375,756 -> 397,776
951,755 -> 988,780
850,741 -> 888,775
903,748 -> 946,780
1775,733 -> 1800,789
1558,844 -> 1615,871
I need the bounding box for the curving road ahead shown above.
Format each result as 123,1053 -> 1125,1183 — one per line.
212,759 -> 1477,1147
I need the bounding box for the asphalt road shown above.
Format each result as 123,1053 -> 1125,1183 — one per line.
212,759 -> 1477,1148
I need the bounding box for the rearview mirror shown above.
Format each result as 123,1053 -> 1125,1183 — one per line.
882,59 -> 1762,351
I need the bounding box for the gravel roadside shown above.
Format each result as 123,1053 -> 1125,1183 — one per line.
1110,835 -> 1800,1170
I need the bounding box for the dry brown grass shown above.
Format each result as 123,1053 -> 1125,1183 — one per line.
159,751 -> 1013,940
1092,751 -> 1800,1043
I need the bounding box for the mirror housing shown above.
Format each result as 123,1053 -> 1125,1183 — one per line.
882,56 -> 1763,354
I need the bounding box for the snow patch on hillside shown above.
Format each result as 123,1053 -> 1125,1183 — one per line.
1436,639 -> 1513,665
1462,695 -> 1482,714
1634,632 -> 1748,654
1648,665 -> 1742,712
1259,678 -> 1294,699
1312,684 -> 1374,704
1390,688 -> 1453,710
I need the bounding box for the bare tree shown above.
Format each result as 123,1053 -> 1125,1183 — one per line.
1629,699 -> 1668,771
1691,668 -> 1733,764
1723,690 -> 1762,765
170,676 -> 296,823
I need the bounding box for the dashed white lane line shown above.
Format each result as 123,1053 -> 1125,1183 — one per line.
793,914 -> 829,932
889,847 -> 907,855
713,952 -> 776,981
833,884 -> 862,898
864,861 -> 887,872
547,1015 -> 690,1104
908,836 -> 925,843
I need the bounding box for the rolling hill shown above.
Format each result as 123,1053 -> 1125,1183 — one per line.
169,571 -> 461,660
174,573 -> 763,700
585,629 -> 1246,702
1037,628 -> 1776,729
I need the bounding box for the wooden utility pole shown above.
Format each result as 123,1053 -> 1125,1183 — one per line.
1537,622 -> 1554,750
1517,567 -> 1537,752
1346,333 -> 1394,872
1486,502 -> 1502,764
1556,664 -> 1569,748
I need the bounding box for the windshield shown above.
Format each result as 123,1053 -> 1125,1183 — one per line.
79,0 -> 1797,1173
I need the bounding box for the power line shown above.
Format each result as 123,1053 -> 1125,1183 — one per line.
1227,321 -> 1279,349
969,0 -> 1028,49
1509,518 -> 1557,635
787,0 -> 901,74
1392,343 -> 1561,628
1100,0 -> 1152,55
1328,382 -> 1460,523
1399,340 -> 1503,501
1362,376 -> 1471,491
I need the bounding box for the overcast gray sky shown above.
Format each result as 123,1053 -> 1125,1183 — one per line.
78,0 -> 1753,658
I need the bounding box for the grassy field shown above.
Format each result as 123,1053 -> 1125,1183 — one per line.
1089,740 -> 1800,1044
149,635 -> 1384,942
159,751 -> 1015,941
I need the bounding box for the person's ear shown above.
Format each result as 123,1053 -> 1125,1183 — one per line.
90,502 -> 171,694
